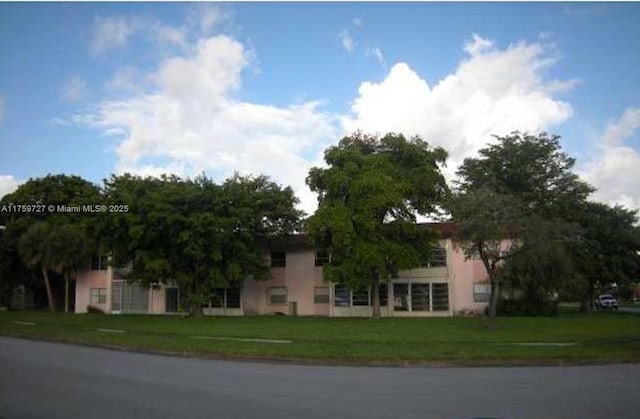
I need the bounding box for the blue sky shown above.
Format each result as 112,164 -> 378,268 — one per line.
1,2 -> 639,213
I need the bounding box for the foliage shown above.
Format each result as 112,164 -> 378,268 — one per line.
99,173 -> 302,315
306,132 -> 449,318
564,201 -> 640,308
449,132 -> 592,318
1,174 -> 101,311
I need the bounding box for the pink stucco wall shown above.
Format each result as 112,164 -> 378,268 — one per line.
448,242 -> 490,314
75,267 -> 110,314
243,246 -> 329,316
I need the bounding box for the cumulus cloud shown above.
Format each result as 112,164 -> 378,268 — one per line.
77,35 -> 336,213
338,30 -> 355,53
342,35 -> 575,174
0,175 -> 21,199
61,76 -> 87,102
580,107 -> 640,211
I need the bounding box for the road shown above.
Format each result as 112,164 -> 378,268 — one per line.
1,337 -> 639,419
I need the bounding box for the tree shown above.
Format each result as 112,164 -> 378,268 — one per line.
566,202 -> 640,310
100,173 -> 303,316
449,132 -> 592,318
1,174 -> 101,312
306,132 -> 449,318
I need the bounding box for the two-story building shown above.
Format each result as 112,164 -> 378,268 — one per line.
74,223 -> 491,317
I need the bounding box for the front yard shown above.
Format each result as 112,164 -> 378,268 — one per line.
1,310 -> 639,365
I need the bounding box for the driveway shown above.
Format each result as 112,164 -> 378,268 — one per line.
1,337 -> 639,419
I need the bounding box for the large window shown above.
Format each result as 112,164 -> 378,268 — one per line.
270,252 -> 286,268
268,287 -> 287,304
334,285 -> 350,307
314,287 -> 330,304
209,287 -> 241,309
333,285 -> 388,307
432,283 -> 449,311
411,283 -> 430,311
90,288 -> 107,304
393,283 -> 409,311
393,282 -> 449,312
91,255 -> 108,271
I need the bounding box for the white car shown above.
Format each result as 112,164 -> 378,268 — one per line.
595,294 -> 618,310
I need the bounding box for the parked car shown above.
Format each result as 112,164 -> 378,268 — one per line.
595,294 -> 618,310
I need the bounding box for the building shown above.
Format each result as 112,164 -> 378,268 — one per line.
74,223 -> 491,316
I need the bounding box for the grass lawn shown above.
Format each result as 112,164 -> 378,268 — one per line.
1,310 -> 639,365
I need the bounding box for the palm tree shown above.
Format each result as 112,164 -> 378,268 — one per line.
18,222 -> 56,312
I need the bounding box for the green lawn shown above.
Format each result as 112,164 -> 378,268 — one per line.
1,310 -> 639,365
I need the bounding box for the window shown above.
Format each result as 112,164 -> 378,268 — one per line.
473,282 -> 490,302
268,287 -> 287,304
432,283 -> 449,311
334,284 -> 350,307
226,287 -> 241,308
91,255 -> 108,271
393,283 -> 409,311
314,287 -> 330,304
270,252 -> 286,268
90,288 -> 107,304
352,287 -> 370,306
411,283 -> 430,311
378,283 -> 388,307
315,250 -> 331,266
429,246 -> 447,267
208,287 -> 241,309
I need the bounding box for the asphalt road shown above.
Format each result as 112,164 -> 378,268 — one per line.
1,337 -> 639,419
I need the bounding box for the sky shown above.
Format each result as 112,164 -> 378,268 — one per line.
1,2 -> 639,215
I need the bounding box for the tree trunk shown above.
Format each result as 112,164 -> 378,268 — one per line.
64,274 -> 69,313
371,281 -> 381,319
489,278 -> 500,319
42,267 -> 55,312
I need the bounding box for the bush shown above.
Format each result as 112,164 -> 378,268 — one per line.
86,305 -> 106,314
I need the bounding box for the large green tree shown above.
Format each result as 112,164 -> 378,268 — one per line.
1,174 -> 101,312
99,173 -> 302,316
448,132 -> 593,318
306,132 -> 449,318
566,202 -> 640,310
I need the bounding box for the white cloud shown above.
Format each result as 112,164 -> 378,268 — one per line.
338,30 -> 355,53
77,35 -> 336,214
0,96 -> 5,125
580,107 -> 640,211
0,175 -> 21,200
365,47 -> 384,64
106,67 -> 144,94
352,18 -> 363,28
91,16 -> 140,54
61,76 -> 87,102
343,35 -> 575,174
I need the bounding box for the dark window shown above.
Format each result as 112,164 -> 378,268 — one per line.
432,283 -> 449,311
411,283 -> 430,311
352,287 -> 370,306
226,287 -> 241,308
91,255 -> 108,271
270,252 -> 286,268
393,283 -> 409,311
378,283 -> 388,307
210,289 -> 225,308
429,247 -> 447,267
314,287 -> 330,304
334,284 -> 350,307
315,250 -> 331,266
